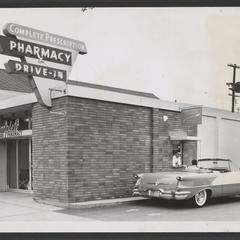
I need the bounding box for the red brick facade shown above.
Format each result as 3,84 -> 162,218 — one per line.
32,96 -> 198,204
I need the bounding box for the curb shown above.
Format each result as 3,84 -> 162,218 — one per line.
34,196 -> 148,209
68,196 -> 148,209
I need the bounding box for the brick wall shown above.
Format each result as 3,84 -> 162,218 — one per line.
32,96 -> 198,204
66,97 -> 153,202
32,97 -> 69,203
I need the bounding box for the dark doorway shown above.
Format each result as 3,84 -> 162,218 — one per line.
7,139 -> 31,190
7,140 -> 17,188
18,139 -> 29,190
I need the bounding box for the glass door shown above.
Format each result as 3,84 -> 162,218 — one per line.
7,139 -> 32,190
18,139 -> 30,190
7,140 -> 17,188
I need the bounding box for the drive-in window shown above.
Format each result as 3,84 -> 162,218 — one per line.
172,141 -> 183,167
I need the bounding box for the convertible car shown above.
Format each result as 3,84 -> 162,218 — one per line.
133,158 -> 240,207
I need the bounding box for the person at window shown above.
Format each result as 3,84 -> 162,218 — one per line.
172,151 -> 182,167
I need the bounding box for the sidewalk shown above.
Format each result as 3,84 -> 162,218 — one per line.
0,191 -> 91,222
0,191 -> 146,222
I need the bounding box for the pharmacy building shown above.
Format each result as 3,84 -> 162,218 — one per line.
0,69 -> 240,206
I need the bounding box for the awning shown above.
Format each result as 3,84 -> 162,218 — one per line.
169,130 -> 200,141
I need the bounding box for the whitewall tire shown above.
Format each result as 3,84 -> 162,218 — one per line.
192,189 -> 208,207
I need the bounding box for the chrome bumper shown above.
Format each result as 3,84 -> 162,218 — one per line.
133,188 -> 191,200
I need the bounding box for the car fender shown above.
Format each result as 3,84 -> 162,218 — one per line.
177,185 -> 215,200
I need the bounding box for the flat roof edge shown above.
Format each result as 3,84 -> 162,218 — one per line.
65,85 -> 180,111
67,80 -> 159,100
202,106 -> 240,121
0,85 -> 181,112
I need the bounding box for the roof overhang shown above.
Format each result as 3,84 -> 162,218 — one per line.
0,85 -> 181,113
0,93 -> 36,112
169,130 -> 200,141
0,82 -> 200,113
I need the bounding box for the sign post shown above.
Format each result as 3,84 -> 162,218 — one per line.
227,64 -> 240,113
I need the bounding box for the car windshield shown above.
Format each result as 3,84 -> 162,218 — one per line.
197,159 -> 231,172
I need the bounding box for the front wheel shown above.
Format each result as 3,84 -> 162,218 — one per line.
190,189 -> 208,207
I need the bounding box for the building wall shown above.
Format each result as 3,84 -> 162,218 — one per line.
66,99 -> 198,202
32,97 -> 69,203
219,118 -> 240,164
198,108 -> 240,167
198,111 -> 240,165
66,97 -> 153,202
198,116 -> 218,159
32,96 -> 198,203
152,109 -> 198,171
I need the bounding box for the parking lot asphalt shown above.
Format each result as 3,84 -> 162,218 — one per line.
57,195 -> 240,221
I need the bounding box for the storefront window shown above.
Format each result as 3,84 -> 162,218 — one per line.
1,111 -> 32,191
0,117 -> 32,132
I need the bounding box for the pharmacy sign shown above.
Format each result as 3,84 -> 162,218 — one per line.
0,23 -> 87,107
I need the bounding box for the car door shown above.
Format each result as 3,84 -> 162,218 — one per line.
221,172 -> 240,196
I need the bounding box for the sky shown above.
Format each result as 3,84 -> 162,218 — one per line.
0,7 -> 240,110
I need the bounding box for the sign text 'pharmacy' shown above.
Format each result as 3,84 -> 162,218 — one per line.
0,35 -> 72,65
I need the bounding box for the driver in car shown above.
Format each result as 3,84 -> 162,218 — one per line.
187,159 -> 199,170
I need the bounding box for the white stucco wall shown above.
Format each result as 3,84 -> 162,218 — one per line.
219,119 -> 240,163
198,115 -> 218,159
198,107 -> 240,166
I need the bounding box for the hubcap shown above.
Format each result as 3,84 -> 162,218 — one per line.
195,190 -> 207,206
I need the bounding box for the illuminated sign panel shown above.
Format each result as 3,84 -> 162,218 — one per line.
3,23 -> 87,54
0,35 -> 72,66
5,60 -> 67,81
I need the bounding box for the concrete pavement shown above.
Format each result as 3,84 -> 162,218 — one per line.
1,192 -> 240,232
0,191 -> 97,221
0,191 -> 146,221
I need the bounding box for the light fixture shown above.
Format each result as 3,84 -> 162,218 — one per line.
163,115 -> 168,122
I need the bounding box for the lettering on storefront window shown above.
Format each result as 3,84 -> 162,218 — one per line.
0,119 -> 22,138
